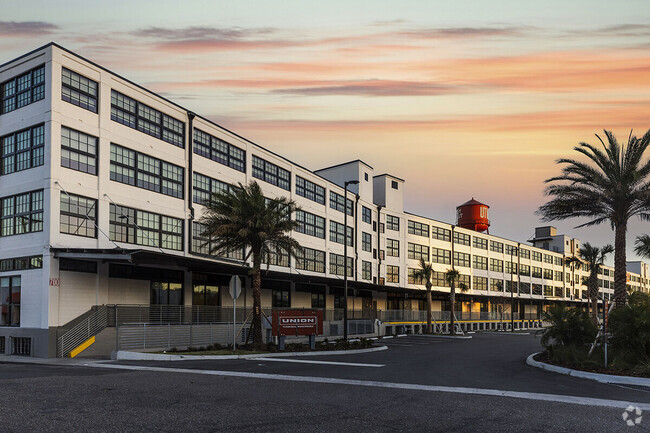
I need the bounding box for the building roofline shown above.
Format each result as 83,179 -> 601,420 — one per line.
373,173 -> 405,182
314,159 -> 374,172
2,42 -> 353,192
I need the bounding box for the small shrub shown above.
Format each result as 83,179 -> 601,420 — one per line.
537,304 -> 597,349
609,292 -> 650,366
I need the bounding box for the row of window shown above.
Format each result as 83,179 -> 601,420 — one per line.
1,124 -> 45,176
1,65 -> 45,115
0,256 -> 42,272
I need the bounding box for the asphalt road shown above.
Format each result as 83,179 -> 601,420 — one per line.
1,332 -> 649,432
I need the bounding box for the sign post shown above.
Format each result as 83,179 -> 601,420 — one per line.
229,276 -> 242,351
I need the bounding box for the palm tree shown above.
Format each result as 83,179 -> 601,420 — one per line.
635,235 -> 650,259
538,130 -> 650,308
567,243 -> 613,323
200,181 -> 302,347
445,269 -> 469,335
412,259 -> 434,333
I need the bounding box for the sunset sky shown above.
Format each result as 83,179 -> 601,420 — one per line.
2,0 -> 650,262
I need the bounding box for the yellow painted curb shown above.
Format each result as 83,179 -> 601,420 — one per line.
69,336 -> 95,358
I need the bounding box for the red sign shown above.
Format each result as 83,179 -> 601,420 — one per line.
272,309 -> 323,336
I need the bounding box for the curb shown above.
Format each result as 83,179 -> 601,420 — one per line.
483,332 -> 531,336
414,334 -> 473,339
115,345 -> 388,361
526,352 -> 650,387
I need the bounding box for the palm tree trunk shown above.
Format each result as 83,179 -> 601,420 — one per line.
426,284 -> 432,333
449,283 -> 456,335
588,272 -> 598,324
251,255 -> 264,348
614,223 -> 627,308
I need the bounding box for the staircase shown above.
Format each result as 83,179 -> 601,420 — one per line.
57,305 -> 112,358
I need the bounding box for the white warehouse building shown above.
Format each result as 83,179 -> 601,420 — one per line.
0,43 -> 647,357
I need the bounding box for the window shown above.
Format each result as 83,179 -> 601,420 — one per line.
1,124 -> 44,175
519,282 -> 531,294
519,264 -> 531,276
330,221 -> 353,246
505,281 -> 517,293
0,276 -> 20,326
408,268 -> 423,285
296,210 -> 325,239
408,220 -> 429,237
473,276 -> 488,291
0,256 -> 42,272
1,65 -> 45,114
391,180 -> 398,189
60,193 -> 97,238
191,222 -> 245,260
362,232 -> 372,252
110,203 -> 183,251
193,284 -> 220,306
532,266 -> 542,278
295,247 -> 325,273
362,206 -> 371,224
59,258 -> 97,273
295,176 -> 325,205
311,290 -> 325,309
330,191 -> 353,216
505,245 -> 518,255
110,143 -> 184,198
387,265 -> 399,283
490,279 -> 504,292
519,248 -> 530,259
432,271 -> 449,287
531,251 -> 542,262
61,127 -> 97,175
533,284 -> 543,296
432,248 -> 451,265
272,288 -> 291,308
490,241 -> 503,253
505,261 -> 518,274
555,271 -> 563,282
330,253 -> 353,277
407,243 -> 429,261
473,237 -> 487,249
386,239 -> 399,257
490,258 -> 503,273
362,261 -> 372,280
262,246 -> 289,267
543,269 -> 553,280
193,129 -> 245,172
543,254 -> 553,264
386,215 -> 399,231
453,251 -> 470,268
111,90 -> 185,147
1,190 -> 43,237
252,155 -> 290,189
554,257 -> 563,266
544,285 -> 554,297
453,231 -> 470,246
193,172 -> 230,205
432,226 -> 451,241
61,68 -> 98,112
473,255 -> 487,270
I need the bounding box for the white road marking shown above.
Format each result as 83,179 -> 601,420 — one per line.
246,358 -> 384,368
91,363 -> 650,410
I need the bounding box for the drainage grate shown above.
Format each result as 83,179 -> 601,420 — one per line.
11,337 -> 31,356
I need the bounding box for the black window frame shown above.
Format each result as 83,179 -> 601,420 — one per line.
387,265 -> 399,283
453,251 -> 470,268
329,191 -> 353,216
329,253 -> 353,277
386,214 -> 399,231
295,210 -> 325,239
61,67 -> 98,113
192,172 -> 230,205
110,143 -> 184,199
295,176 -> 325,205
0,190 -> 43,237
1,65 -> 45,115
252,155 -> 290,190
361,232 -> 372,252
190,221 -> 244,260
490,258 -> 503,272
1,124 -> 45,175
61,126 -> 98,175
453,231 -> 471,246
472,237 -> 487,249
386,239 -> 400,257
362,260 -> 372,281
408,220 -> 429,237
432,248 -> 451,265
110,89 -> 185,148
109,203 -> 183,251
0,275 -> 20,326
490,240 -> 504,253
432,226 -> 451,242
295,247 -> 325,273
472,255 -> 488,270
0,255 -> 42,272
193,128 -> 245,172
330,220 -> 353,246
60,192 -> 97,238
407,242 -> 429,261
362,206 -> 372,224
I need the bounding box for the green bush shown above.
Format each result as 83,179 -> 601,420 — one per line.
609,292 -> 650,367
537,304 -> 597,349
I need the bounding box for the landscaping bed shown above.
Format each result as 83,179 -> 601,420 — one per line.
533,350 -> 650,378
160,338 -> 375,355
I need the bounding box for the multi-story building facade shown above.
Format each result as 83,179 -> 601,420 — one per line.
1,43 -> 648,357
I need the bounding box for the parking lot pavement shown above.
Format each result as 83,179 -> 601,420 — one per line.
2,332 -> 649,432
113,333 -> 650,404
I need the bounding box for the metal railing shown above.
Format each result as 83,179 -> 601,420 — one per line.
377,310 -> 541,323
57,305 -> 109,358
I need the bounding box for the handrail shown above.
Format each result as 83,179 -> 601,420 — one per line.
57,306 -> 109,358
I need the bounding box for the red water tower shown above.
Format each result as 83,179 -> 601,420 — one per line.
456,198 -> 490,233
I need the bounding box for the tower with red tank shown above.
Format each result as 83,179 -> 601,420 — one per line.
456,198 -> 490,233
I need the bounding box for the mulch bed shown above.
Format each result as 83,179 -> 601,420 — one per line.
533,352 -> 650,378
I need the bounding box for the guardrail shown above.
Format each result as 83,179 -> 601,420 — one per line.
57,305 -> 109,358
